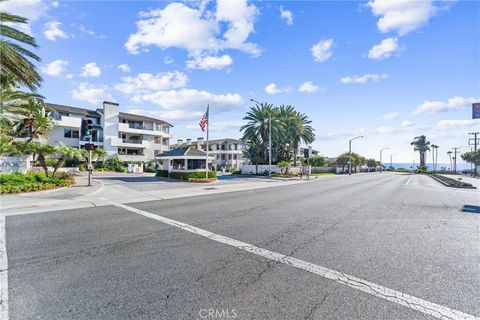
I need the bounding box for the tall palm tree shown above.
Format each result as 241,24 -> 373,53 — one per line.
447,151 -> 453,171
411,135 -> 431,168
240,102 -> 281,164
0,9 -> 42,91
431,144 -> 438,172
278,105 -> 315,166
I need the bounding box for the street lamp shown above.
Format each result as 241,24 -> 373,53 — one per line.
348,135 -> 364,175
379,147 -> 389,173
250,98 -> 271,177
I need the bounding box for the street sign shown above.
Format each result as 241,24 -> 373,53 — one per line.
473,103 -> 480,119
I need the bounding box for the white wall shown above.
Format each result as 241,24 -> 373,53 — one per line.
102,102 -> 119,156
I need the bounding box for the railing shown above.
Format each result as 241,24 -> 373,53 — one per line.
122,138 -> 142,144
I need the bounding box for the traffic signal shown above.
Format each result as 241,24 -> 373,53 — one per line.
86,119 -> 93,136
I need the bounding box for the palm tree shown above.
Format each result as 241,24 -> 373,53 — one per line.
278,105 -> 315,166
242,137 -> 264,174
0,10 -> 42,91
431,144 -> 438,172
240,102 -> 281,164
447,151 -> 453,171
6,99 -> 53,141
411,135 -> 431,168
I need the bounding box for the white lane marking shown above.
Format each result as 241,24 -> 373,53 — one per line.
114,202 -> 480,320
0,215 -> 8,320
405,175 -> 413,186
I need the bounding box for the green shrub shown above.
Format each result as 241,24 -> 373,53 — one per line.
416,166 -> 428,173
155,169 -> 169,177
169,171 -> 216,180
0,172 -> 74,194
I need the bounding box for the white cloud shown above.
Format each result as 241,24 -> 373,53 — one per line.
186,54 -> 233,70
81,62 -> 102,77
341,73 -> 389,84
401,119 -> 414,127
311,39 -> 333,62
375,126 -> 396,134
71,83 -> 113,105
412,96 -> 477,116
265,83 -> 290,95
435,119 -> 480,131
127,89 -> 244,121
299,81 -> 320,93
383,112 -> 400,121
368,37 -> 402,60
367,0 -> 445,36
115,71 -> 188,95
66,74 -> 74,79
44,21 -> 69,41
0,0 -> 46,34
280,5 -> 293,26
51,1 -> 60,8
117,64 -> 131,72
125,0 -> 260,59
41,59 -> 68,77
78,25 -> 106,39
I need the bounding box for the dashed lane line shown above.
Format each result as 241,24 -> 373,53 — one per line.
114,202 -> 480,320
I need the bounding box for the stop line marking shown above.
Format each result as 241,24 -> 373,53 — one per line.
114,202 -> 480,320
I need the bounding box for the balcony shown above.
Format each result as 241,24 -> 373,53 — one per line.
52,116 -> 82,128
118,122 -> 171,137
115,138 -> 148,148
118,154 -> 146,162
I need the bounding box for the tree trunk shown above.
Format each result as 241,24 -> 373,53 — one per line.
53,155 -> 67,176
37,154 -> 49,176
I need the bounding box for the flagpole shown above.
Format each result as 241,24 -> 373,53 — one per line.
206,105 -> 209,179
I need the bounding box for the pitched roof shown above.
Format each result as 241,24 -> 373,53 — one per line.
156,147 -> 207,158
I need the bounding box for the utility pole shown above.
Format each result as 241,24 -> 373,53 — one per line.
469,132 -> 479,175
88,136 -> 92,186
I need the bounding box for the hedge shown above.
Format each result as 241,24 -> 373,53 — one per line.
0,172 -> 75,194
156,170 -> 216,180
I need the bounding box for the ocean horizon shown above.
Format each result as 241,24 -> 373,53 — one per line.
381,162 -> 473,171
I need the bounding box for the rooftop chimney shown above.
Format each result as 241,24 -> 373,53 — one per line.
197,137 -> 204,150
186,138 -> 192,145
177,139 -> 183,145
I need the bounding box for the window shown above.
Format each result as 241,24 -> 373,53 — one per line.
221,144 -> 226,150
163,139 -> 169,145
221,154 -> 225,160
234,144 -> 238,150
233,154 -> 237,160
64,129 -> 79,139
228,155 -> 232,160
162,126 -> 169,133
154,137 -> 162,144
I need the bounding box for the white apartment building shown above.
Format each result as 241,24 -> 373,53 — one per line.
170,137 -> 247,170
47,101 -> 172,162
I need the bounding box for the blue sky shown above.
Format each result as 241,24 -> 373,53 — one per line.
2,0 -> 479,164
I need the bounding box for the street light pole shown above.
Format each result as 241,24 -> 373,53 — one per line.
452,147 -> 460,174
348,136 -> 364,175
390,154 -> 396,169
379,147 -> 389,173
250,98 -> 271,177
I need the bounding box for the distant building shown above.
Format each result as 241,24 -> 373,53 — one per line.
170,137 -> 247,170
46,101 -> 172,162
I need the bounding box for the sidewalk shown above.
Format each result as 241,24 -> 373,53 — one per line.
1,174 -> 317,216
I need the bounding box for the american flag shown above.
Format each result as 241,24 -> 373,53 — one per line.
199,106 -> 209,132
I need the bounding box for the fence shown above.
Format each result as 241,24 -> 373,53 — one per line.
240,164 -> 337,175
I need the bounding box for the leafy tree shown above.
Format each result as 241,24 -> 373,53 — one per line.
335,153 -> 351,173
461,150 -> 480,166
277,160 -> 291,175
366,158 -> 379,171
8,99 -> 53,141
411,135 -> 431,168
308,156 -> 326,167
0,9 -> 42,91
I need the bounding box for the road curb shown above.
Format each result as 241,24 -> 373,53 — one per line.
427,174 -> 477,189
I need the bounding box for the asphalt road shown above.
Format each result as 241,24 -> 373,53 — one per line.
3,173 -> 480,320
